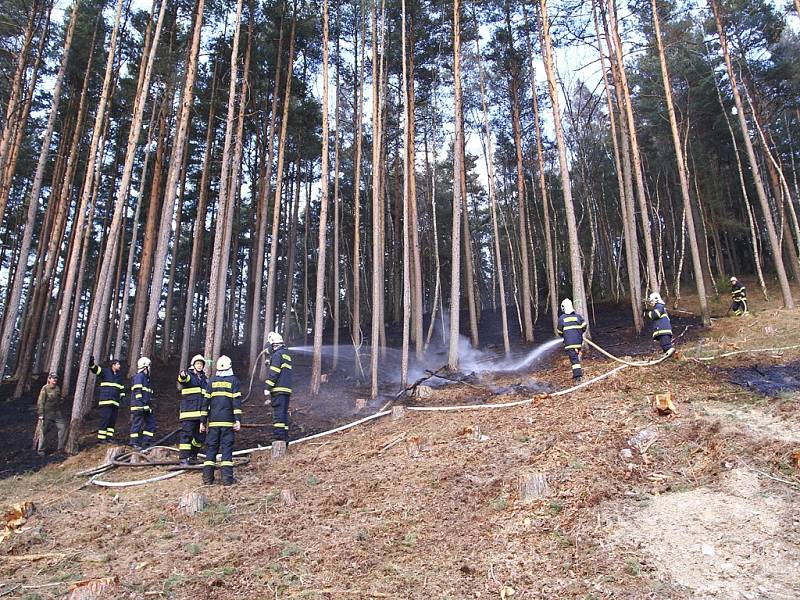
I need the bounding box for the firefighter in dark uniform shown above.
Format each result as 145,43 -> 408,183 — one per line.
264,331 -> 292,443
556,298 -> 588,381
200,355 -> 241,486
88,356 -> 125,443
730,277 -> 748,316
130,357 -> 156,449
645,293 -> 676,357
176,354 -> 208,466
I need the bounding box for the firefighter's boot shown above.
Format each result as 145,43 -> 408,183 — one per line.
221,465 -> 234,486
202,465 -> 215,485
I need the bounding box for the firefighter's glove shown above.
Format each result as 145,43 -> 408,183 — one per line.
88,356 -> 96,369
179,370 -> 188,380
199,423 -> 206,433
233,422 -> 241,432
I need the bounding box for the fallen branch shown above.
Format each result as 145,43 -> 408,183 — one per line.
1,553 -> 67,561
394,366 -> 447,400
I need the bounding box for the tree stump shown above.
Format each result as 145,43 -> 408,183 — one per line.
391,405 -> 406,421
272,440 -> 287,459
517,472 -> 549,503
280,489 -> 296,506
103,445 -> 126,465
147,447 -> 173,461
405,436 -> 421,458
355,398 -> 367,411
320,373 -> 328,383
470,425 -> 482,442
415,385 -> 433,399
178,491 -> 208,516
66,576 -> 119,600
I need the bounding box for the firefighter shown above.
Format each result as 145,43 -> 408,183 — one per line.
176,354 -> 208,466
200,355 -> 242,486
36,373 -> 67,455
730,277 -> 748,316
556,298 -> 588,381
263,331 -> 292,444
130,357 -> 156,450
645,293 -> 676,357
88,356 -> 125,443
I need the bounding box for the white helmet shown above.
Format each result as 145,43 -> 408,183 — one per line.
648,292 -> 663,306
216,355 -> 232,372
730,276 -> 737,283
560,298 -> 574,315
137,356 -> 151,371
267,331 -> 284,346
190,354 -> 206,368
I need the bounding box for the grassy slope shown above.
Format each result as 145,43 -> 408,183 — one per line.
1,289 -> 799,599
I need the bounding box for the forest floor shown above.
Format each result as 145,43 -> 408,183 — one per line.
1,281 -> 800,598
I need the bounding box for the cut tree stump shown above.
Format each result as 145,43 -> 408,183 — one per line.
178,491 -> 208,516
391,405 -> 406,421
415,385 -> 433,398
128,452 -> 149,465
405,436 -> 421,458
471,425 -> 482,442
517,472 -> 549,503
272,441 -> 287,459
355,398 -> 367,411
66,576 -> 119,600
147,447 -> 173,461
103,446 -> 126,464
280,489 -> 296,506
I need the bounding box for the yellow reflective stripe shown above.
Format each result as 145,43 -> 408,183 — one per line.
99,400 -> 120,407
208,421 -> 234,427
273,422 -> 286,428
179,444 -> 192,450
143,431 -> 154,436
130,406 -> 147,411
91,365 -> 101,375
180,411 -> 205,419
281,354 -> 291,361
181,387 -> 203,395
563,325 -> 584,331
212,381 -> 232,389
272,387 -> 291,393
270,365 -> 281,373
219,461 -> 234,467
564,316 -> 578,322
203,461 -> 215,466
191,439 -> 203,447
571,364 -> 582,370
100,382 -> 124,388
265,379 -> 275,386
233,409 -> 243,415
131,384 -> 142,390
652,329 -> 672,337
565,344 -> 582,350
281,364 -> 292,369
130,433 -> 139,438
177,374 -> 190,384
556,329 -> 563,335
211,391 -> 240,398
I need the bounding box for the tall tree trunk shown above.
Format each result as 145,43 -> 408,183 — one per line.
448,0 -> 464,370
351,5 -> 366,378
332,5 -> 341,369
142,0 -> 206,357
399,0 -> 411,386
593,0 -> 642,330
522,0 -> 558,332
205,0 -> 245,361
473,18 -> 510,355
261,12 -> 297,377
370,0 -> 385,397
0,1 -> 80,374
651,0 -> 710,324
605,0 -> 659,292
540,0 -> 588,317
310,0 -> 331,395
709,0 -> 794,308
180,58 -> 219,367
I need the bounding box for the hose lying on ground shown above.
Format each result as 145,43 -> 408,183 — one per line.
583,338 -> 674,367
689,344 -> 800,362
